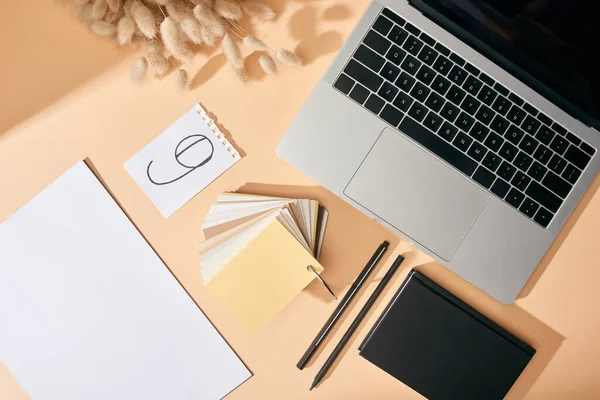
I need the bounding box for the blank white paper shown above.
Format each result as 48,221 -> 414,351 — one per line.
0,161 -> 251,400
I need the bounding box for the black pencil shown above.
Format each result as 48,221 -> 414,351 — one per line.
297,241 -> 390,370
310,254 -> 405,390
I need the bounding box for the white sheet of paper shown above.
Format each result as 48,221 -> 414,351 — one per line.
0,161 -> 251,400
125,105 -> 240,217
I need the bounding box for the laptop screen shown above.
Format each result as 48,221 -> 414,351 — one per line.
413,0 -> 600,129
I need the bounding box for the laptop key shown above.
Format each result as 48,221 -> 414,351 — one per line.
490,115 -> 510,135
526,182 -> 562,212
550,136 -> 569,155
562,164 -> 582,184
518,134 -> 539,155
439,122 -> 458,142
402,35 -> 424,56
373,15 -> 393,36
491,179 -> 510,198
523,103 -> 538,116
420,32 -> 435,46
453,132 -> 473,152
508,93 -> 525,106
498,162 -> 517,181
527,161 -> 548,181
473,166 -> 496,188
434,43 -> 451,56
378,81 -> 399,102
334,74 -> 355,94
505,125 -> 524,145
380,104 -> 404,126
482,152 -> 502,171
580,142 -> 596,156
415,65 -> 437,85
511,171 -> 531,192
408,102 -> 428,122
349,84 -> 370,104
448,65 -> 468,85
401,55 -> 422,75
382,8 -> 406,26
470,122 -> 489,142
387,25 -> 409,46
521,115 -> 541,135
519,198 -> 539,218
551,123 -> 567,136
533,207 -> 553,228
533,145 -> 552,165
506,188 -> 525,209
537,113 -> 552,126
499,142 -> 518,162
474,105 -> 495,125
431,75 -> 452,95
507,106 -> 526,125
404,22 -> 421,36
464,63 -> 480,76
566,132 -> 582,146
456,112 -> 475,132
410,82 -> 430,102
344,59 -> 383,91
542,171 -> 572,198
393,91 -> 413,112
548,154 -> 567,174
417,45 -> 439,65
467,142 -> 487,162
354,45 -> 386,71
535,125 -> 555,146
399,117 -> 478,176
463,76 -> 483,96
446,85 -> 467,106
494,83 -> 510,97
425,92 -> 445,112
364,30 -> 392,56
395,71 -> 416,92
484,132 -> 504,152
432,56 -> 453,76
477,85 -> 498,106
514,152 -> 533,172
460,95 -> 481,115
423,111 -> 444,133
385,45 -> 407,66
449,53 -> 466,66
439,102 -> 460,123
479,72 -> 494,86
564,145 -> 592,170
365,94 -> 386,115
380,62 -> 401,81
491,96 -> 511,116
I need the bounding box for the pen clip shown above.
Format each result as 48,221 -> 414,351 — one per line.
307,265 -> 337,300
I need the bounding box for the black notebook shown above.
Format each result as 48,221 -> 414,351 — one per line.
359,270 -> 535,400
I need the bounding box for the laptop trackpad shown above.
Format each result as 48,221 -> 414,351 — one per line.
344,128 -> 489,261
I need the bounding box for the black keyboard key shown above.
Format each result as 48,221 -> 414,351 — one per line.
534,207 -> 554,228
506,188 -> 525,209
439,122 -> 458,142
431,75 -> 452,95
491,96 -> 511,116
404,22 -> 421,36
526,182 -> 562,213
498,161 -> 517,181
382,8 -> 405,26
378,81 -> 399,102
479,72 -> 494,86
484,132 -> 504,152
417,45 -> 438,65
453,131 -> 473,152
506,106 -> 526,125
514,152 -> 533,172
519,198 -> 539,218
490,115 -> 510,135
463,76 -> 483,96
420,32 -> 435,46
482,152 -> 502,171
408,102 -> 428,122
402,35 -> 424,56
548,154 -> 567,174
551,123 -> 567,136
373,15 -> 393,36
364,30 -> 392,56
460,95 -> 481,115
456,112 -> 475,132
446,85 -> 467,106
535,125 -> 555,146
344,59 -> 383,91
475,105 -> 495,125
538,113 -> 552,126
562,164 -> 582,184
401,55 -> 422,75
518,134 -> 539,155
425,92 -> 445,112
499,142 -> 518,162
365,94 -> 386,114
380,104 -> 404,126
521,115 -> 541,135
423,111 -> 444,133
511,171 -> 531,191
473,166 -> 495,188
354,45 -> 386,72
440,102 -> 460,122
334,74 -> 355,94
380,61 -> 401,81
477,85 -> 498,106
505,125 -> 524,145
467,141 -> 487,161
580,142 -> 595,156
349,84 -> 370,104
566,132 -> 582,146
392,91 -> 413,112
388,25 -> 409,46
415,65 -> 437,85
543,171 -> 572,198
523,103 -> 538,116
449,53 -> 465,66
550,136 -> 569,155
491,179 -> 510,198
533,145 -> 552,165
493,83 -> 509,97
432,56 -> 453,76
470,122 -> 489,142
508,93 -> 524,106
385,45 -> 407,66
528,161 -> 548,182
564,145 -> 592,170
448,65 -> 468,85
399,117 -> 478,176
464,63 -> 479,76
434,43 -> 451,56
410,82 -> 430,102
395,71 -> 415,92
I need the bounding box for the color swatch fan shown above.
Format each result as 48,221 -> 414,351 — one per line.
200,193 -> 329,333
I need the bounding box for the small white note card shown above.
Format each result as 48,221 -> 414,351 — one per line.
126,104 -> 241,217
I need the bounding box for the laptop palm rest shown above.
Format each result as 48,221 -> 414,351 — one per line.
344,128 -> 490,261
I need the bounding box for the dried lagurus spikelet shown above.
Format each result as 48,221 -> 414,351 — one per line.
92,0 -> 108,20
173,69 -> 189,92
131,56 -> 148,84
92,21 -> 117,35
276,49 -> 303,67
181,18 -> 204,44
214,0 -> 242,20
117,16 -> 136,45
242,2 -> 276,21
132,0 -> 157,38
222,34 -> 244,70
193,4 -> 225,39
166,0 -> 193,22
107,0 -> 121,13
144,40 -> 169,76
161,17 -> 194,62
123,0 -> 134,15
242,35 -> 266,51
259,54 -> 277,76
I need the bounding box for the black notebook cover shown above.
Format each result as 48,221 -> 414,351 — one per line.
359,270 -> 535,400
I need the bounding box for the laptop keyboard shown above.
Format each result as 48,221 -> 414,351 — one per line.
334,7 -> 597,228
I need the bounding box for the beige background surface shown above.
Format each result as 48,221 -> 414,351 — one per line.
1,1 -> 599,399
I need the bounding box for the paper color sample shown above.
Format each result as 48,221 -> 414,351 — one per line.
0,161 -> 251,400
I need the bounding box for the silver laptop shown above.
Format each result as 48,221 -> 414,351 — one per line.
278,0 -> 600,303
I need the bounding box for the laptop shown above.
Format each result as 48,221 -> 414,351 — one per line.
277,0 -> 600,303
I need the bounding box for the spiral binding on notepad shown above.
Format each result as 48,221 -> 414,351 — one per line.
196,105 -> 241,161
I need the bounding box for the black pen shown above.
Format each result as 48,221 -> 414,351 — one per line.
310,254 -> 405,390
297,241 -> 390,370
